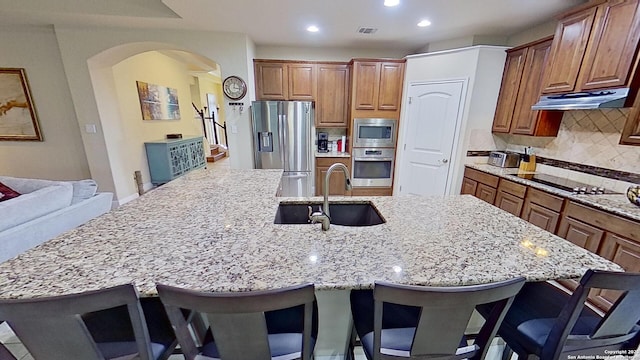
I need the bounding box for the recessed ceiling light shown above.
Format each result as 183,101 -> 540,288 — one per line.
306,25 -> 319,33
384,0 -> 400,7
417,19 -> 432,27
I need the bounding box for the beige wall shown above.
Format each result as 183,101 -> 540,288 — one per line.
0,25 -> 90,181
111,51 -> 205,196
506,20 -> 557,47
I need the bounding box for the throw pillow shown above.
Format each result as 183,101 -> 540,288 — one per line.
71,179 -> 98,204
0,181 -> 21,202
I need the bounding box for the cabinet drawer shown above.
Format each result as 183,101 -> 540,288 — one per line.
526,187 -> 564,212
564,201 -> 640,243
497,178 -> 527,198
316,157 -> 350,168
463,167 -> 499,188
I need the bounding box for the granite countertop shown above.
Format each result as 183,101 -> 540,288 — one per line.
466,164 -> 640,222
0,167 -> 622,299
316,151 -> 350,158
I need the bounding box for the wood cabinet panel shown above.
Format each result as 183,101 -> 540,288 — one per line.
476,184 -> 497,204
579,0 -> 640,90
255,62 -> 288,100
523,202 -> 561,233
497,179 -> 527,198
377,62 -> 404,111
525,187 -> 565,212
288,64 -> 316,100
353,62 -> 379,110
511,38 -> 564,136
492,48 -> 527,133
494,191 -> 525,217
315,158 -> 351,196
620,79 -> 640,145
594,233 -> 640,308
316,64 -> 349,127
563,201 -> 640,243
351,187 -> 393,196
557,216 -> 604,253
541,7 -> 597,94
463,167 -> 500,188
461,178 -> 478,195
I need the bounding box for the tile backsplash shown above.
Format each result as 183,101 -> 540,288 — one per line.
494,109 -> 640,174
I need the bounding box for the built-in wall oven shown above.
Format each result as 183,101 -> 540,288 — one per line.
351,148 -> 395,187
353,118 -> 397,148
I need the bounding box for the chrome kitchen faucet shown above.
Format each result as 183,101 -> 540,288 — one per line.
309,163 -> 352,231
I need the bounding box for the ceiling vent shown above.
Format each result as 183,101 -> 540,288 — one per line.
357,27 -> 378,34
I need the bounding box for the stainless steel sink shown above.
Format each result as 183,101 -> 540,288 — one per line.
274,202 -> 385,226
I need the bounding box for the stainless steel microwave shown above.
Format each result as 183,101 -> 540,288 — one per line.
353,118 -> 396,148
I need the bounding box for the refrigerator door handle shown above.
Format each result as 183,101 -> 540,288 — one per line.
278,114 -> 286,168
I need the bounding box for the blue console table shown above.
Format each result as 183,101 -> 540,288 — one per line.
144,136 -> 206,185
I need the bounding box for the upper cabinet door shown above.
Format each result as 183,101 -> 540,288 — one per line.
316,64 -> 350,127
492,47 -> 528,133
377,62 -> 404,111
255,62 -> 289,100
512,39 -> 562,135
353,62 -> 380,110
288,63 -> 316,100
579,0 -> 640,90
541,7 -> 597,94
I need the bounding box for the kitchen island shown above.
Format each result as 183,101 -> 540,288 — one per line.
0,167 -> 623,358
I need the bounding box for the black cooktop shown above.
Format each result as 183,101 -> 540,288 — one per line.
516,173 -> 618,195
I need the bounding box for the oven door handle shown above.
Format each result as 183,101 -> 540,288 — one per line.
354,157 -> 394,161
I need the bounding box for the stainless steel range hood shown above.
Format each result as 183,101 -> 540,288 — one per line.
532,88 -> 630,110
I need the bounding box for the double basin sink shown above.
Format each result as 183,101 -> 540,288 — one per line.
274,201 -> 385,227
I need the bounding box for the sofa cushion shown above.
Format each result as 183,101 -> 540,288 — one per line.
0,176 -> 70,194
71,179 -> 98,204
0,183 -> 73,232
0,182 -> 21,202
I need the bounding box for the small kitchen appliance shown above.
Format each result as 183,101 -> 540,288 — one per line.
318,132 -> 329,153
488,151 -> 520,168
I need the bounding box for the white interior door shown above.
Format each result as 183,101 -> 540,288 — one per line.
398,80 -> 464,196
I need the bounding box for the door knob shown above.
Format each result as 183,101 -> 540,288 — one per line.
442,159 -> 449,163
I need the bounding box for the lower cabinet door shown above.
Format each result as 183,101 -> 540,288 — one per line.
592,233 -> 640,310
522,201 -> 560,233
475,183 -> 497,204
461,177 -> 478,195
494,191 -> 524,217
557,216 -> 604,253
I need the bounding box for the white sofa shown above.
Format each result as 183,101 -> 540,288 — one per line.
0,176 -> 113,263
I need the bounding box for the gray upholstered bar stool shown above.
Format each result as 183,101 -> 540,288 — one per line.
0,284 -> 177,360
350,277 -> 526,360
157,283 -> 317,360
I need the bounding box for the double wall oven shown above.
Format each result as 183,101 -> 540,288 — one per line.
351,118 -> 396,188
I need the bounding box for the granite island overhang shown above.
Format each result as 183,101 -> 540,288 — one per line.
0,167 -> 623,299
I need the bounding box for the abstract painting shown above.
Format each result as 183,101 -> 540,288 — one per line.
136,81 -> 181,120
0,68 -> 42,141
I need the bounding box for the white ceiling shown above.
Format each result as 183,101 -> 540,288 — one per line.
0,0 -> 586,53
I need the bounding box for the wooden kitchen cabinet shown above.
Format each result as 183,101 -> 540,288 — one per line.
557,200 -> 640,311
492,48 -> 527,133
315,157 -> 351,196
541,0 -> 640,94
316,64 -> 350,127
351,187 -> 393,196
492,37 -> 563,136
620,91 -> 640,145
494,179 -> 527,217
350,59 -> 405,118
522,187 -> 565,233
461,167 -> 499,204
254,60 -> 316,101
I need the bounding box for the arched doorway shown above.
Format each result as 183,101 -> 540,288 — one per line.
87,42 -> 225,204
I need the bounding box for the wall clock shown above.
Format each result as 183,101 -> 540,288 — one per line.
222,76 -> 247,100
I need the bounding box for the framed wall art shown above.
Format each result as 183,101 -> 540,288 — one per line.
136,81 -> 181,120
0,68 -> 42,141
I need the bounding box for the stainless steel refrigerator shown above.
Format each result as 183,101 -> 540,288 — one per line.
251,101 -> 314,197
